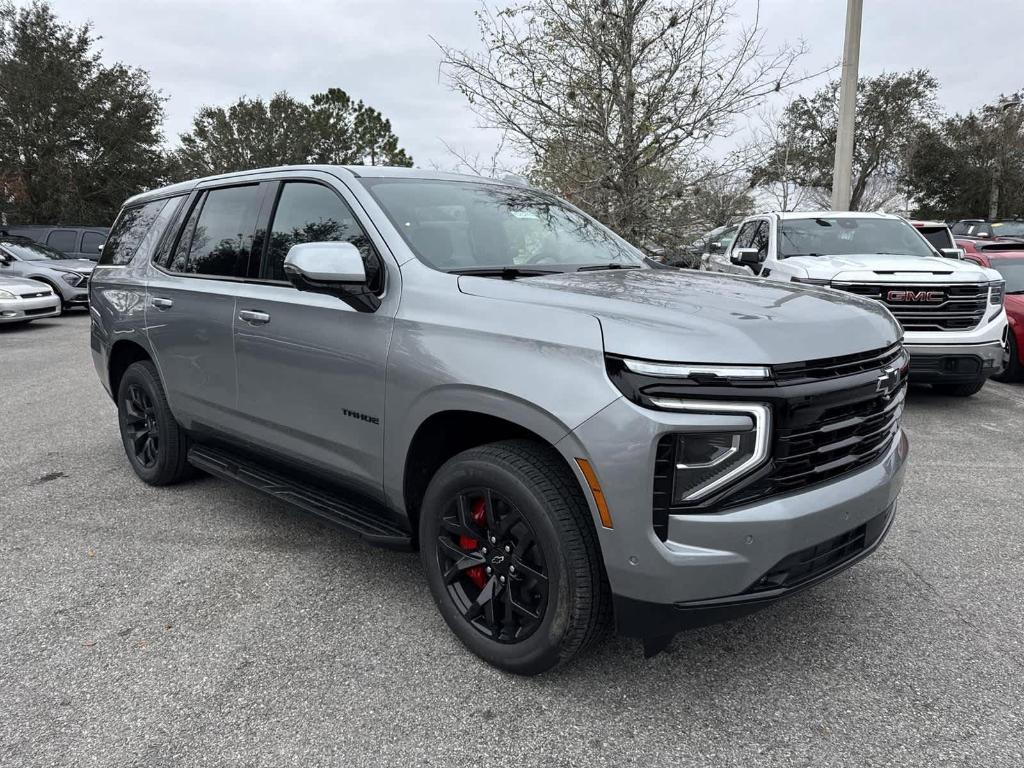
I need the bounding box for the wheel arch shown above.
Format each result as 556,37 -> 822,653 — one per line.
108,339 -> 154,398
397,399 -> 598,542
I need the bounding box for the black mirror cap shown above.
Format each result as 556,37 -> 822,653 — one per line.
284,268 -> 381,313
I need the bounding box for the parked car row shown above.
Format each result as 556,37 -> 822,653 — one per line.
0,235 -> 95,323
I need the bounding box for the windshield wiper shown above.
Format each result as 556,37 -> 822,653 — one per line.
445,266 -> 560,279
576,263 -> 642,272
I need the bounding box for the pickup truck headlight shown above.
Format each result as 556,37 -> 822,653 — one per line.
989,279 -> 1005,305
648,400 -> 771,502
59,272 -> 83,287
0,289 -> 15,299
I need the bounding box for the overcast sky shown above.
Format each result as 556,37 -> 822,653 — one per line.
47,0 -> 1024,169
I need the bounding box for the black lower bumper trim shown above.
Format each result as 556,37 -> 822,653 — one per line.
614,503 -> 897,640
908,352 -> 996,383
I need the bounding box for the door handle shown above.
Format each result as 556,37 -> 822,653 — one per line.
238,309 -> 271,325
151,297 -> 174,310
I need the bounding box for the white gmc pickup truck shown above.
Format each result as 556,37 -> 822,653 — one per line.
709,211 -> 1008,396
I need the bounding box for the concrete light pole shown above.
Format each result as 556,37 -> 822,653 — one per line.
831,0 -> 863,211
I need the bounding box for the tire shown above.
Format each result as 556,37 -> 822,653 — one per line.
993,333 -> 1022,382
419,439 -> 609,675
116,360 -> 193,485
933,378 -> 987,397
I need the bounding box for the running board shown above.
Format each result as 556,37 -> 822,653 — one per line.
187,444 -> 412,550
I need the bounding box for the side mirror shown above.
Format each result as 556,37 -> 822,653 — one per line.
940,247 -> 965,260
283,241 -> 380,312
708,240 -> 724,254
730,247 -> 763,267
97,242 -> 105,254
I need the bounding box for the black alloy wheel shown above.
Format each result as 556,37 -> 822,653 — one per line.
436,488 -> 549,643
116,360 -> 193,486
419,439 -> 609,675
122,384 -> 160,468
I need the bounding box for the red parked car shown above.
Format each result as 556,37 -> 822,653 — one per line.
957,240 -> 1024,381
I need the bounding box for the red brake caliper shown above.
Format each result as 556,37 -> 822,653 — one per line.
460,498 -> 488,589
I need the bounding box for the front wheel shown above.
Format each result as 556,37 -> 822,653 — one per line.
419,440 -> 609,675
933,378 -> 987,397
993,333 -> 1022,382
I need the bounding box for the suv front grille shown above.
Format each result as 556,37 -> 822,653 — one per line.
832,282 -> 987,331
768,385 -> 905,493
773,343 -> 903,384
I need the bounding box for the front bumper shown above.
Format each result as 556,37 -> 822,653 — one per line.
0,294 -> 61,323
563,395 -> 908,639
904,339 -> 1004,383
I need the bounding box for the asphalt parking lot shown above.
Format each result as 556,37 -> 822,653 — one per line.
2,313 -> 1023,767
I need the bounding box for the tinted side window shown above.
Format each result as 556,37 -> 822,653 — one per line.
47,230 -> 78,253
264,182 -> 383,292
82,231 -> 105,255
169,195 -> 203,273
99,199 -> 170,266
182,185 -> 260,277
733,222 -> 757,250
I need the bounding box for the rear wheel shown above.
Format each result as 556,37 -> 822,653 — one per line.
419,439 -> 608,675
993,333 -> 1022,382
933,378 -> 987,397
117,361 -> 192,485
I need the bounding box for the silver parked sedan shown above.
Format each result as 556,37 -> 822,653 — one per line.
0,237 -> 94,309
0,275 -> 61,324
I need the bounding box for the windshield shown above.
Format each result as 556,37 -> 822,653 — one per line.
359,178 -> 644,272
0,240 -> 67,261
778,216 -> 936,259
990,221 -> 1024,238
988,259 -> 1024,293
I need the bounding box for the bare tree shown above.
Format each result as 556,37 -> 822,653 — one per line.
439,0 -> 814,248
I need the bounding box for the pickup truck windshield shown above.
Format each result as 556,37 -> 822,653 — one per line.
360,178 -> 643,272
990,221 -> 1024,238
778,217 -> 936,259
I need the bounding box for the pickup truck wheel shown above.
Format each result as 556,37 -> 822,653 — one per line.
117,361 -> 192,485
993,333 -> 1021,382
933,378 -> 987,397
419,439 -> 608,675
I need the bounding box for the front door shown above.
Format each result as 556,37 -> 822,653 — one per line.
231,178 -> 397,500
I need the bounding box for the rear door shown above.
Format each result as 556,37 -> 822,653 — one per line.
230,174 -> 397,499
145,182 -> 267,435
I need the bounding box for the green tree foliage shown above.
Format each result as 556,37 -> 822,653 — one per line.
174,88 -> 412,178
752,70 -> 938,211
904,94 -> 1024,219
0,1 -> 166,224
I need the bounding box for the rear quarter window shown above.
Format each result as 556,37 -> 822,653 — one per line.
100,198 -> 174,266
46,230 -> 78,253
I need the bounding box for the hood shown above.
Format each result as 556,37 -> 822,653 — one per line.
41,259 -> 95,274
0,275 -> 55,295
458,269 -> 901,365
790,253 -> 998,283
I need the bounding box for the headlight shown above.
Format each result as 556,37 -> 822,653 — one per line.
989,279 -> 1005,305
0,289 -> 15,299
791,277 -> 831,286
648,400 -> 771,502
59,272 -> 82,286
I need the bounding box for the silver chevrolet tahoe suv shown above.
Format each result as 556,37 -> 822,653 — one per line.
90,166 -> 909,674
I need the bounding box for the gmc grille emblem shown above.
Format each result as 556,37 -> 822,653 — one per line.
886,289 -> 944,303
